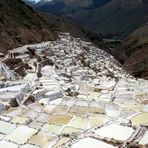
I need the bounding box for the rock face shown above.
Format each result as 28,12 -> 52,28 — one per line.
0,33 -> 148,147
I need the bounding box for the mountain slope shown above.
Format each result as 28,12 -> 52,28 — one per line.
72,0 -> 148,35
38,12 -> 88,40
0,0 -> 105,54
116,23 -> 148,79
0,0 -> 57,54
38,12 -> 105,48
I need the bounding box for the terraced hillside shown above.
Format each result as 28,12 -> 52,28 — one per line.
0,33 -> 148,148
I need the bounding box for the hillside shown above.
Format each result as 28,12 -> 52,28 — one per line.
0,0 -> 57,54
116,23 -> 148,79
0,0 -> 106,54
38,12 -> 88,40
72,0 -> 148,35
80,0 -> 148,35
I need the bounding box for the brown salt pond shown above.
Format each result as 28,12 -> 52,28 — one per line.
69,116 -> 89,129
131,112 -> 148,125
29,131 -> 57,147
48,114 -> 73,126
60,126 -> 81,134
90,115 -> 109,127
53,137 -> 71,148
41,124 -> 62,134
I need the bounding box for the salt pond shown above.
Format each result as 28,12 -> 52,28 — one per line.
72,138 -> 115,148
95,124 -> 134,141
131,112 -> 148,125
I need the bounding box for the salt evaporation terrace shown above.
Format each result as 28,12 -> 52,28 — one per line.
0,33 -> 148,148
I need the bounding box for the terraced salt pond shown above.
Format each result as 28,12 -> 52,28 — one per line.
4,126 -> 37,145
90,115 -> 109,127
72,138 -> 115,148
48,115 -> 72,126
29,131 -> 56,147
60,126 -> 81,134
119,103 -> 144,111
53,137 -> 71,148
0,141 -> 18,148
131,112 -> 148,125
0,121 -> 16,135
0,33 -> 148,147
41,124 -> 62,134
69,117 -> 89,129
139,131 -> 148,145
95,124 -> 134,141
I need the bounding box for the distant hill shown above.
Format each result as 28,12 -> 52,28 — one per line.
27,0 -> 148,35
0,0 -> 57,54
116,23 -> 148,79
78,0 -> 148,35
